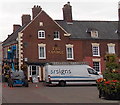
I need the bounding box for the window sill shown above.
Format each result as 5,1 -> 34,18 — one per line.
93,55 -> 100,57
67,58 -> 74,60
108,52 -> 115,54
54,38 -> 61,40
39,58 -> 46,60
38,37 -> 45,39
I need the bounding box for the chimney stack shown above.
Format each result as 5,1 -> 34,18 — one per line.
22,14 -> 31,26
118,2 -> 120,35
32,5 -> 42,19
62,2 -> 73,22
118,2 -> 120,21
13,24 -> 21,32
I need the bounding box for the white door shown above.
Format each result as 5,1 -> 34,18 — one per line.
29,65 -> 39,77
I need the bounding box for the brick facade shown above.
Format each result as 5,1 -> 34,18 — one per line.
2,2 -> 120,81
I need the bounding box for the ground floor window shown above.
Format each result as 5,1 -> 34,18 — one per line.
93,62 -> 100,72
29,65 -> 39,76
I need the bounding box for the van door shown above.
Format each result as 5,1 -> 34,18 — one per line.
87,68 -> 99,84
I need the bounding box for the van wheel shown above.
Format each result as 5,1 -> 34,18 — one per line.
59,81 -> 66,87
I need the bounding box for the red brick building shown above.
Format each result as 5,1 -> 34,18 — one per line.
2,2 -> 120,81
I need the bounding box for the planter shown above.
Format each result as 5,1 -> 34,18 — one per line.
99,88 -> 120,100
97,78 -> 120,100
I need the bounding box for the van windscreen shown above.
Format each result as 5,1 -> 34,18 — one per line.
87,68 -> 98,75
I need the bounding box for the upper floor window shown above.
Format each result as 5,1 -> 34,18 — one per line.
54,31 -> 60,40
107,43 -> 115,54
38,30 -> 45,39
38,43 -> 46,59
66,44 -> 74,60
92,43 -> 100,56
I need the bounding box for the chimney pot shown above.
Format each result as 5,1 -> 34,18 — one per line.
32,5 -> 42,19
8,34 -> 11,37
67,2 -> 70,5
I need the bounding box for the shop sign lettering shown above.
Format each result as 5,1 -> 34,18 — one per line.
48,47 -> 64,54
51,69 -> 71,75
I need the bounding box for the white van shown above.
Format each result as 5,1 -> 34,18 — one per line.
45,63 -> 103,86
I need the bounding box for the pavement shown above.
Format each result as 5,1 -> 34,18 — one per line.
2,82 -> 120,104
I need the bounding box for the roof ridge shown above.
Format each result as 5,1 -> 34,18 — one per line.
55,20 -> 118,22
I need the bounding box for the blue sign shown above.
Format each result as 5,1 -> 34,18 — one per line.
12,45 -> 16,51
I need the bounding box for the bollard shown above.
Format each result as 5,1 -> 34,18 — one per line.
35,84 -> 38,88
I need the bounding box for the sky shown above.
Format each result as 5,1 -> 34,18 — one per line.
0,0 -> 120,42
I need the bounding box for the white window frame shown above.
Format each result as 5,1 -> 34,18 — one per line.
38,30 -> 45,39
92,43 -> 100,56
38,44 -> 46,59
107,43 -> 115,54
93,61 -> 101,72
54,31 -> 60,40
66,44 -> 74,60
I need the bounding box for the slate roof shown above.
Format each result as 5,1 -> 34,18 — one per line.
56,20 -> 119,40
3,24 -> 26,46
3,20 -> 120,47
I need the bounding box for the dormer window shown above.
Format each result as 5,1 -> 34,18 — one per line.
86,28 -> 99,38
91,30 -> 98,38
54,31 -> 60,40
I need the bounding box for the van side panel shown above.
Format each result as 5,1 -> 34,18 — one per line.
45,65 -> 102,85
